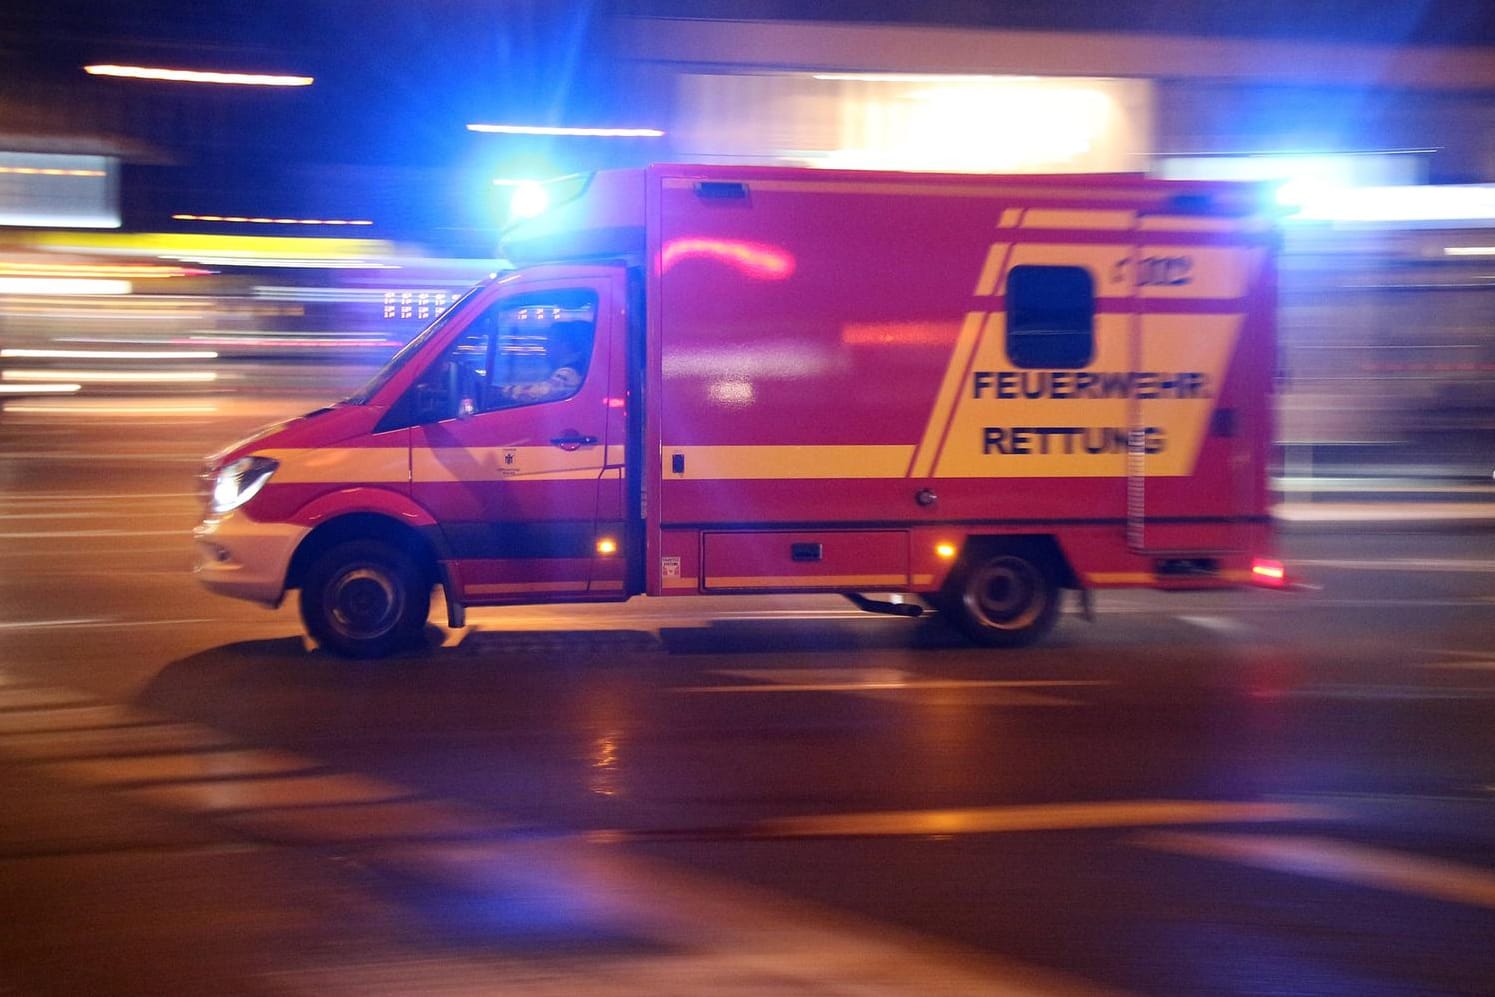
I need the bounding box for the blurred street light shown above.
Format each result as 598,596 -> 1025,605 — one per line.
83,65 -> 313,86
467,123 -> 664,137
172,215 -> 373,226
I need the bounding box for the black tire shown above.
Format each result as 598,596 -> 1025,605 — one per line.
299,539 -> 431,658
944,545 -> 1061,648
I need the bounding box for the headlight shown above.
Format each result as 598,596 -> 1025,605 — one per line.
210,456 -> 279,514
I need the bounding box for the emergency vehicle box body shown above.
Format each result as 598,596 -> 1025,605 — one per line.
195,164 -> 1278,653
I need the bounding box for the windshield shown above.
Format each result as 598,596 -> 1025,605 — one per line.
345,283 -> 483,404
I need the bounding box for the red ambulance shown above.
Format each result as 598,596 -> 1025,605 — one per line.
194,164 -> 1281,657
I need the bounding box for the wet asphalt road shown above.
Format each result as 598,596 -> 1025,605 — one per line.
2,397 -> 1493,996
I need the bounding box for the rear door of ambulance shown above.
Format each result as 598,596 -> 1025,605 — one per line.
1127,198 -> 1275,560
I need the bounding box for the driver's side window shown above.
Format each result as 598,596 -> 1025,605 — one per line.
414,289 -> 598,422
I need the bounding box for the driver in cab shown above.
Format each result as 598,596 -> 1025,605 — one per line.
498,320 -> 590,404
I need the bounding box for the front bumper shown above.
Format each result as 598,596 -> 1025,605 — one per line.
193,512 -> 308,607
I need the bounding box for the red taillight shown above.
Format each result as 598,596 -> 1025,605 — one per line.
1251,558 -> 1287,587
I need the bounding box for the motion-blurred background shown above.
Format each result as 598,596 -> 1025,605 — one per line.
2,1 -> 1493,486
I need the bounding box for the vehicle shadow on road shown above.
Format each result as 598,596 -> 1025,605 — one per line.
656,615 -> 967,654
130,614 -> 973,755
134,629 -> 662,720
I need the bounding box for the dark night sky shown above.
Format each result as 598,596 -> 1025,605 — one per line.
8,1 -> 1495,58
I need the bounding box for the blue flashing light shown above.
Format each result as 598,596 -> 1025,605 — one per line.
507,181 -> 551,221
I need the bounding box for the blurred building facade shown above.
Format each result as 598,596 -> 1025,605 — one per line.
616,15 -> 1495,472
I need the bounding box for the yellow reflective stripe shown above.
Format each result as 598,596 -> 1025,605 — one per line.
1089,569 -> 1253,585
707,574 -> 908,589
1134,313 -> 1246,475
924,311 -> 1004,477
259,447 -> 408,484
466,581 -> 587,595
910,311 -> 987,479
1138,246 -> 1264,300
1086,572 -> 1155,584
663,576 -> 700,589
933,311 -> 1244,478
972,244 -> 1010,296
416,466 -> 600,484
1022,209 -> 1135,230
664,445 -> 914,480
412,446 -> 601,484
1138,216 -> 1269,233
998,208 -> 1023,229
263,446 -> 609,486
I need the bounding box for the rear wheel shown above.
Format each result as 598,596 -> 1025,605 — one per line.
944,545 -> 1061,648
300,539 -> 430,658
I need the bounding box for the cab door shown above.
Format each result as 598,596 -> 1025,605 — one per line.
409,268 -> 622,604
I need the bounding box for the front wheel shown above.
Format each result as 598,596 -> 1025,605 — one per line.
944,546 -> 1061,648
300,539 -> 431,658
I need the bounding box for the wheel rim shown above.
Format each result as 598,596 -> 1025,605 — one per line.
961,555 -> 1046,631
326,565 -> 403,641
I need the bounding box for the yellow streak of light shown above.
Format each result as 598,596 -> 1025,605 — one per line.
0,166 -> 106,177
84,64 -> 314,87
174,214 -> 373,226
1137,831 -> 1495,910
2,348 -> 218,360
467,123 -> 664,137
2,369 -> 218,384
738,800 -> 1338,839
0,262 -> 201,279
0,278 -> 130,296
2,401 -> 220,416
26,231 -> 392,260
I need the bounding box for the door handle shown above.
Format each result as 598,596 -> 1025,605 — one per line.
550,431 -> 599,451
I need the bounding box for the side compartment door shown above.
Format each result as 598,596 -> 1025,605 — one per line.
408,272 -> 621,603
